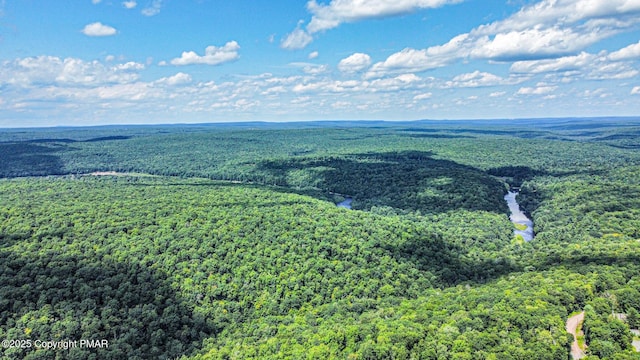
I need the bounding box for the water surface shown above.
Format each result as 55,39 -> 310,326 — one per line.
504,191 -> 534,241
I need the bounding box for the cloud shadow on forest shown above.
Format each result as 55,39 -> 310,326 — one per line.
0,142 -> 67,178
0,249 -> 213,359
256,150 -> 509,215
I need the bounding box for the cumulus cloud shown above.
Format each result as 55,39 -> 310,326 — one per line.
170,41 -> 240,66
472,0 -> 640,36
281,26 -> 313,50
471,0 -> 640,61
81,22 -> 117,37
366,0 -> 640,78
87,83 -> 155,101
308,51 -> 319,59
305,0 -> 462,33
632,86 -> 640,95
470,26 -> 611,61
511,48 -> 639,81
369,73 -> 422,90
291,73 -> 422,94
0,56 -> 144,86
413,92 -> 432,100
517,85 -> 557,95
511,52 -> 594,74
444,71 -> 514,88
283,0 -> 462,49
608,40 -> 640,61
365,34 -> 471,78
303,64 -> 328,75
156,72 -> 193,86
287,62 -> 328,75
585,61 -> 638,80
261,86 -> 287,96
123,1 -> 137,9
338,53 -> 371,73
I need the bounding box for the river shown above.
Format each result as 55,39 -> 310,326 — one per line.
337,198 -> 353,209
336,192 -> 533,241
504,191 -> 534,241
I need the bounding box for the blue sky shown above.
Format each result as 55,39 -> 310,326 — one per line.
0,0 -> 639,127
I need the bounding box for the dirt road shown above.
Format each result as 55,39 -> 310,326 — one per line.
566,312 -> 586,359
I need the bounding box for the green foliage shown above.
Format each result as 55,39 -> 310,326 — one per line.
627,308 -> 640,329
1,118 -> 640,359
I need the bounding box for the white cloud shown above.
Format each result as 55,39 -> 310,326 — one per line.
291,73 -> 422,94
631,86 -> 640,95
281,26 -> 313,50
444,71 -> 511,88
306,0 -> 462,33
473,0 -> 640,36
302,64 -> 328,75
368,73 -> 423,92
511,49 -> 639,81
470,26 -> 610,61
92,0 -> 101,4
511,52 -> 594,74
0,56 -> 144,86
288,62 -> 328,75
413,92 -> 432,100
308,51 -> 319,59
293,80 -> 348,93
471,0 -> 639,61
338,53 -> 371,73
366,0 -> 640,78
282,0 -> 462,49
114,62 -> 145,71
89,83 -> 154,101
517,85 -> 557,95
587,61 -> 638,80
261,86 -> 287,96
490,91 -> 506,97
582,88 -> 609,98
123,1 -> 137,9
170,41 -> 240,66
366,34 -> 470,78
142,0 -> 162,16
156,72 -> 192,86
608,40 -> 640,61
81,22 -> 117,37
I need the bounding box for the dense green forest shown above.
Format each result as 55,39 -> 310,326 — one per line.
1,118 -> 640,359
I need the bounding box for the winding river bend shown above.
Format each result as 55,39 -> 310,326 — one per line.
336,192 -> 534,241
504,191 -> 534,241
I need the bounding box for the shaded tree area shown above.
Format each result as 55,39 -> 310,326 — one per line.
0,142 -> 67,178
257,151 -> 509,215
0,250 -> 212,359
